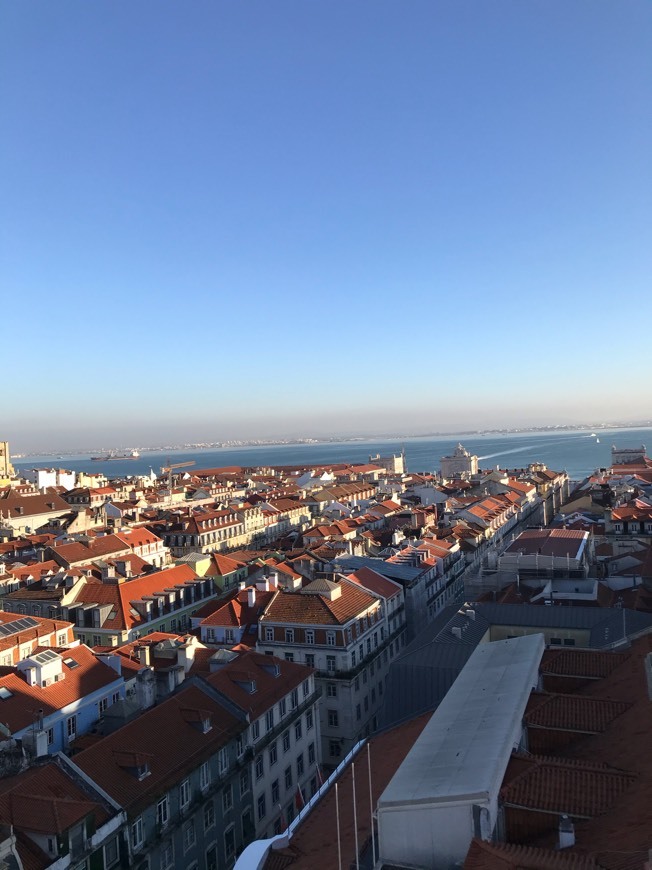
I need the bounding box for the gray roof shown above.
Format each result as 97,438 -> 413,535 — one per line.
474,602 -> 652,645
332,555 -> 423,584
379,602 -> 652,731
379,605 -> 491,730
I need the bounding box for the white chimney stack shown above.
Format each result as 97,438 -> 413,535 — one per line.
558,814 -> 575,849
247,586 -> 256,607
139,645 -> 151,668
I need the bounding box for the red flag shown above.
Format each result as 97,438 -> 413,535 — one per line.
316,766 -> 324,787
295,786 -> 305,811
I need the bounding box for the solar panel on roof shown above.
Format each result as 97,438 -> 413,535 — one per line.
0,617 -> 39,637
33,650 -> 60,665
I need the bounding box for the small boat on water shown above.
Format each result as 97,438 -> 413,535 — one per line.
91,450 -> 140,462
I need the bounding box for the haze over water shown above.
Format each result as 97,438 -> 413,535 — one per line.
14,428 -> 652,483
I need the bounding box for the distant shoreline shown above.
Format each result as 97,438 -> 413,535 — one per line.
11,421 -> 652,460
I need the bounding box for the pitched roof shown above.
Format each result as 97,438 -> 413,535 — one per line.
344,566 -> 402,600
501,753 -> 636,818
0,493 -> 71,519
0,761 -> 110,837
0,645 -> 121,733
71,563 -> 200,631
203,650 -> 312,719
74,684 -> 245,813
261,582 -> 377,627
524,692 -> 631,733
199,587 -> 275,629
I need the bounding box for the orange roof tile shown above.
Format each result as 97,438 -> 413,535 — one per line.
261,582 -> 377,626
0,645 -> 121,732
74,684 -> 245,813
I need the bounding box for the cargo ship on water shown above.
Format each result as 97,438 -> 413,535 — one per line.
90,450 -> 140,461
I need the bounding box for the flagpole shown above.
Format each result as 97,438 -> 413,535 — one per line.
352,762 -> 360,870
367,742 -> 376,865
335,782 -> 342,870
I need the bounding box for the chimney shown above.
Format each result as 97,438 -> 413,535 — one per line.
558,814 -> 575,849
239,581 -> 246,592
247,586 -> 256,607
451,626 -> 462,639
139,645 -> 151,668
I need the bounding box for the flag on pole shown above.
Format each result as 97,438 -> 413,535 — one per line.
295,786 -> 305,811
277,803 -> 285,830
316,765 -> 324,787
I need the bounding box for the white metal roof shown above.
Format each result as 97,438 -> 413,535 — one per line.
378,633 -> 544,808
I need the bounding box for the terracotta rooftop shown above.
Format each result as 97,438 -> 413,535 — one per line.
261,582 -> 377,626
344,566 -> 402,600
199,587 -> 275,629
501,753 -> 636,819
0,761 -> 110,839
203,650 -> 313,719
540,648 -> 631,680
0,645 -> 121,732
74,683 -> 245,813
524,692 -> 631,733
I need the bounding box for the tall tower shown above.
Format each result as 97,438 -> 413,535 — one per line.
0,441 -> 15,479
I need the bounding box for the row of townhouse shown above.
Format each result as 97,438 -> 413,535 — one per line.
45,528 -> 169,569
0,564 -> 219,646
0,635 -> 126,755
0,646 -> 319,870
160,498 -> 314,557
188,563 -> 408,765
192,564 -> 408,764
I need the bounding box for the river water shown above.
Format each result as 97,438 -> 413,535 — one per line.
13,427 -> 652,483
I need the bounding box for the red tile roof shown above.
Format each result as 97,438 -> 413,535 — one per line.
203,650 -> 312,719
200,587 -> 275,629
0,761 -> 109,836
344,567 -> 402,600
0,645 -> 121,732
524,692 -> 631,733
540,649 -> 631,680
74,684 -> 245,813
501,753 -> 636,818
261,582 -> 377,627
71,563 -> 200,631
0,493 -> 71,519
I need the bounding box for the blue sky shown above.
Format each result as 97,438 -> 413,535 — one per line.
2,1 -> 651,450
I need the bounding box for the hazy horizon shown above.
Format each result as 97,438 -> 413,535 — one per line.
2,2 -> 650,450
6,410 -> 652,455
